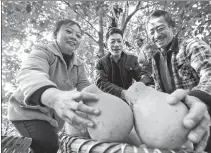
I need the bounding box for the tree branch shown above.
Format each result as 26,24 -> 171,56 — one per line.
84,31 -> 99,44
106,14 -> 113,20
122,1 -> 141,32
122,2 -> 160,32
63,1 -> 99,34
82,17 -> 99,34
120,1 -> 129,29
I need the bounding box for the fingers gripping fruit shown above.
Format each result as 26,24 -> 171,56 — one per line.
127,82 -> 189,150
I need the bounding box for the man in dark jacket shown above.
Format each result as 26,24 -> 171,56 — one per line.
95,27 -> 153,101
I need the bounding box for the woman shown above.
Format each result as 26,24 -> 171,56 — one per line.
8,19 -> 100,153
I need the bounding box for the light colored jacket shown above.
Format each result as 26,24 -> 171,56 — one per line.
8,41 -> 90,131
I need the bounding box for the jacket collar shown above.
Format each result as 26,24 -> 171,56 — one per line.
108,51 -> 125,60
48,41 -> 63,58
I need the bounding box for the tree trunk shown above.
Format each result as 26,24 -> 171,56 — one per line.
98,6 -> 105,58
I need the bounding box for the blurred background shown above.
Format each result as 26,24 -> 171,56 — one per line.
1,1 -> 211,136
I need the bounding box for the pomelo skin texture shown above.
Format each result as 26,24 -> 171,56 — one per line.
82,84 -> 134,142
128,82 -> 190,150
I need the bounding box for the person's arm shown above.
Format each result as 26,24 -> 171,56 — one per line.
18,44 -> 57,105
189,91 -> 211,113
40,88 -> 100,130
185,38 -> 211,109
28,85 -> 56,106
167,89 -> 210,152
95,60 -> 124,98
18,44 -> 100,130
168,39 -> 211,152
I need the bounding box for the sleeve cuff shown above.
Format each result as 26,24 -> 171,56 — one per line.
27,85 -> 56,107
189,90 -> 211,111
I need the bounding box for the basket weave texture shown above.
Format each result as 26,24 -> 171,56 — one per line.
59,133 -> 203,153
1,135 -> 32,153
2,134 -> 206,153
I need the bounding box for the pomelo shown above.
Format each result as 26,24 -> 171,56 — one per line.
127,82 -> 189,149
82,84 -> 134,142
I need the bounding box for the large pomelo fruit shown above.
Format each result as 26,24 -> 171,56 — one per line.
127,82 -> 189,149
82,84 -> 134,142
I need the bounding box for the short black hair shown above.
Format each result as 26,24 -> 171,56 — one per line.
147,10 -> 175,27
106,27 -> 123,41
53,19 -> 83,39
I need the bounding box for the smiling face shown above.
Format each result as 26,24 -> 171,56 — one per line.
56,23 -> 82,56
147,16 -> 174,50
107,33 -> 124,58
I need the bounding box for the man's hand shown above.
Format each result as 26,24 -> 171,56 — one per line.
167,89 -> 211,152
41,88 -> 100,131
121,89 -> 138,106
121,82 -> 146,106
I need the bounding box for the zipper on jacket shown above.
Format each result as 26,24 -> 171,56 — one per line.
110,59 -> 114,83
110,57 -> 125,89
119,60 -> 125,88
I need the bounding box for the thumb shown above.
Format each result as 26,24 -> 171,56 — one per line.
183,96 -> 206,129
167,89 -> 189,105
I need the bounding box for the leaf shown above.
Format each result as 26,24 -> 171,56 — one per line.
26,4 -> 31,13
199,26 -> 204,33
14,11 -> 22,21
43,2 -> 54,10
67,8 -> 76,19
30,18 -> 36,24
15,7 -> 21,12
194,29 -> 198,36
203,5 -> 211,14
39,21 -> 44,27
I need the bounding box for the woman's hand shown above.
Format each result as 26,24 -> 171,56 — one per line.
41,88 -> 100,131
167,89 -> 211,152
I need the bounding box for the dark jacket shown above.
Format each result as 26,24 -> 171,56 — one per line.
95,52 -> 153,98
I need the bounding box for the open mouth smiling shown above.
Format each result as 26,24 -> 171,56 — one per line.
155,37 -> 165,43
113,48 -> 121,52
155,35 -> 166,44
67,41 -> 76,45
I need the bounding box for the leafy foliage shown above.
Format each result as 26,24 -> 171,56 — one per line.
2,1 -> 211,136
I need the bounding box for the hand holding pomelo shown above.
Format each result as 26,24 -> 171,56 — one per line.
127,82 -> 190,150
